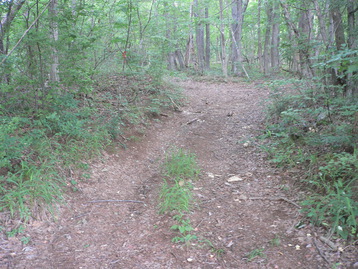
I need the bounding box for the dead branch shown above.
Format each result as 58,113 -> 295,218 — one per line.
185,118 -> 199,125
313,238 -> 331,266
318,236 -> 338,251
168,96 -> 182,111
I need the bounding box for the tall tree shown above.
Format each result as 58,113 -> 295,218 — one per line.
194,0 -> 205,73
0,0 -> 26,82
257,0 -> 263,71
205,6 -> 210,70
219,0 -> 228,77
270,0 -> 280,72
263,0 -> 273,75
49,0 -> 59,82
231,0 -> 249,76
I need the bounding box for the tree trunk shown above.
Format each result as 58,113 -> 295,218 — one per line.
205,7 -> 210,70
0,0 -> 27,83
314,0 -> 328,45
231,0 -> 249,76
347,0 -> 357,96
49,0 -> 60,82
257,0 -> 263,71
219,0 -> 228,77
347,0 -> 357,49
194,0 -> 205,74
271,0 -> 280,72
331,7 -> 345,51
263,1 -> 272,75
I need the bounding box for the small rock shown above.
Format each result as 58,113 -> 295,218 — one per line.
352,261 -> 358,268
207,173 -> 215,179
187,257 -> 194,262
228,176 -> 243,182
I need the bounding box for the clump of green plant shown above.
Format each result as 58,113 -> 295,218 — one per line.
159,179 -> 193,214
159,148 -> 201,244
270,235 -> 281,247
170,214 -> 197,243
163,148 -> 200,180
246,247 -> 266,262
262,78 -> 358,239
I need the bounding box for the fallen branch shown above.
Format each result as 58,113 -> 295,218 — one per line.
168,96 -> 182,111
318,236 -> 338,251
185,118 -> 199,125
248,196 -> 301,209
313,238 -> 331,266
87,199 -> 144,204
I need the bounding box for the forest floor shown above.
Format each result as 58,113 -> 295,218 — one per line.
2,78 -> 356,268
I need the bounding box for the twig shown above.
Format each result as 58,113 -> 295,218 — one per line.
318,236 -> 338,251
168,96 -> 182,111
313,238 -> 331,267
185,118 -> 199,125
248,196 -> 301,208
87,199 -> 144,204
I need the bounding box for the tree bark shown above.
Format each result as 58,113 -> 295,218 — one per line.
205,7 -> 210,70
219,0 -> 228,77
257,0 -> 263,71
331,7 -> 345,51
231,0 -> 249,76
263,1 -> 272,75
271,0 -> 280,72
194,0 -> 205,74
49,0 -> 60,82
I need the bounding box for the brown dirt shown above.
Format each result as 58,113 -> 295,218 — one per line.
1,78 -> 357,268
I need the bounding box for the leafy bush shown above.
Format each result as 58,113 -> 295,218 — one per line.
262,78 -> 357,239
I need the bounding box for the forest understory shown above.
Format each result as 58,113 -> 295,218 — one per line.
1,77 -> 356,269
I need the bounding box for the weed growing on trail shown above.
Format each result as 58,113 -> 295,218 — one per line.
246,247 -> 266,262
158,148 -> 201,245
170,214 -> 197,243
270,235 -> 281,247
159,180 -> 193,214
163,148 -> 200,181
159,148 -> 200,214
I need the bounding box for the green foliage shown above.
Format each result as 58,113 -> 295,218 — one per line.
163,148 -> 200,181
302,178 -> 357,239
262,78 -> 358,239
246,247 -> 266,262
170,214 -> 197,244
159,179 -> 193,214
159,148 -> 201,244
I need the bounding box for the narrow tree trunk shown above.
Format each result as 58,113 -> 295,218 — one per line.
271,0 -> 280,72
49,0 -> 60,82
205,7 -> 210,70
347,0 -> 357,49
219,0 -> 228,77
194,0 -> 205,74
263,1 -> 272,75
0,0 -> 26,83
331,7 -> 345,51
314,0 -> 328,45
231,0 -> 248,76
257,0 -> 263,71
347,0 -> 357,96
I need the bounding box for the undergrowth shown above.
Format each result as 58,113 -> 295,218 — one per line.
261,78 -> 357,239
159,148 -> 200,244
0,73 -> 183,227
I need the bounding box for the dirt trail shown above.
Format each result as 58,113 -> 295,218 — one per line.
6,78 -> 327,268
